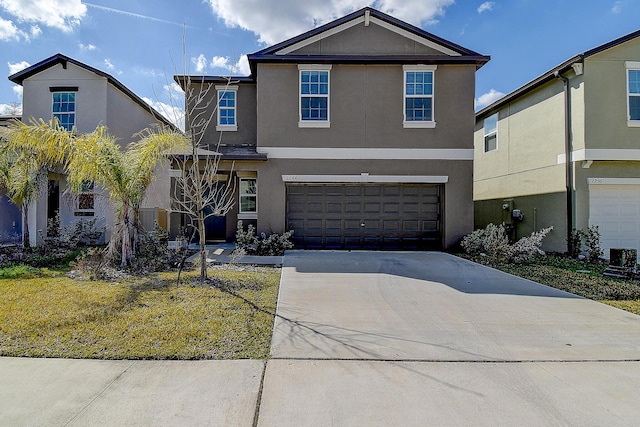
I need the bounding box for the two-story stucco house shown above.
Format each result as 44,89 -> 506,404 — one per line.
8,54 -> 175,245
176,7 -> 489,250
474,30 -> 640,258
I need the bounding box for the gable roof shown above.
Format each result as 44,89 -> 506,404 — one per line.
8,53 -> 176,129
247,7 -> 489,75
476,28 -> 640,120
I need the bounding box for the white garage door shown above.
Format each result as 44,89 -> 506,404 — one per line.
589,184 -> 640,260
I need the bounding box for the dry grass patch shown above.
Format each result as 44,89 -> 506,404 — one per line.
0,267 -> 280,359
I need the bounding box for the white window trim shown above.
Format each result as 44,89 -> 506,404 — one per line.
216,85 -> 238,132
403,65 -> 436,129
626,62 -> 640,127
238,176 -> 257,220
298,64 -> 331,128
483,113 -> 498,153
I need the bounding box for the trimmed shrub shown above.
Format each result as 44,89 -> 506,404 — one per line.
235,220 -> 294,256
462,223 -> 553,264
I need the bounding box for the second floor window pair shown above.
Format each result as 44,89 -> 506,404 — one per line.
297,64 -> 436,128
52,91 -> 75,131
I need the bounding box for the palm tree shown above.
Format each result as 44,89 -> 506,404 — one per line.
5,119 -> 187,266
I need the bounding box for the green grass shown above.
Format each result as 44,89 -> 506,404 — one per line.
0,267 -> 280,360
478,255 -> 640,315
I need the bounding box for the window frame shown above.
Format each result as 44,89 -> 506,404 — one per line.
626,61 -> 640,127
238,176 -> 257,220
215,85 -> 238,131
403,65 -> 436,129
483,113 -> 498,153
298,64 -> 331,128
51,88 -> 77,131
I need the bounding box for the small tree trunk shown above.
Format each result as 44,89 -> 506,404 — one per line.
22,203 -> 30,248
120,202 -> 132,267
198,209 -> 207,280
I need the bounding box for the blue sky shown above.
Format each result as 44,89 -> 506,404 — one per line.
1,0 -> 639,123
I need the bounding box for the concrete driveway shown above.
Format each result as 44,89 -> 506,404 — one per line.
260,251 -> 640,426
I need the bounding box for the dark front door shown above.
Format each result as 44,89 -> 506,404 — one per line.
48,180 -> 60,220
286,183 -> 442,250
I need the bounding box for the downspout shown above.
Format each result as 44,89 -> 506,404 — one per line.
554,70 -> 574,248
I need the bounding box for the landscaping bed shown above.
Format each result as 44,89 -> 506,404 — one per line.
469,254 -> 640,315
0,266 -> 280,359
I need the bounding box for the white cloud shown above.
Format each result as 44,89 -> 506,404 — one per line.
12,84 -> 22,98
611,1 -> 623,13
0,16 -> 21,40
143,96 -> 185,131
193,54 -> 209,73
8,60 -> 29,74
206,0 -> 455,45
475,88 -> 505,109
0,102 -> 22,115
234,55 -> 250,76
210,55 -> 229,69
80,43 -> 97,51
477,2 -> 494,13
0,0 -> 87,32
104,58 -> 115,70
30,24 -> 41,37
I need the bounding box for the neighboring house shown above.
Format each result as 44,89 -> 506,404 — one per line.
474,30 -> 640,258
176,7 -> 489,250
8,54 -> 175,246
0,115 -> 22,244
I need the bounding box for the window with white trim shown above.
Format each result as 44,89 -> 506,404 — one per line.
216,85 -> 238,131
75,180 -> 95,217
52,91 -> 76,131
299,64 -> 331,128
483,113 -> 498,152
627,62 -> 640,126
403,65 -> 436,128
239,177 -> 257,218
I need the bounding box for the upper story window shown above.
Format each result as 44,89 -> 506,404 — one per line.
299,64 -> 331,128
403,65 -> 436,129
483,114 -> 498,152
216,85 -> 238,131
51,88 -> 77,131
626,62 -> 640,127
238,177 -> 257,219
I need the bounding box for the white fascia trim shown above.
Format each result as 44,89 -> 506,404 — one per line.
369,17 -> 461,56
298,64 -> 332,71
298,121 -> 331,128
625,61 -> 640,69
403,64 -> 437,71
558,149 -> 640,164
258,147 -> 473,160
588,177 -> 640,185
403,121 -> 436,129
277,18 -> 365,55
215,84 -> 238,91
282,174 -> 449,183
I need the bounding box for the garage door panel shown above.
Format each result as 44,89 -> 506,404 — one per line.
589,184 -> 640,260
287,184 -> 442,250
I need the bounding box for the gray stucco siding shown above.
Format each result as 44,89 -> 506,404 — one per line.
256,63 -> 476,150
253,158 -> 472,249
293,21 -> 448,56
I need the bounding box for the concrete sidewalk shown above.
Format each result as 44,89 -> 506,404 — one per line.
2,251 -> 640,426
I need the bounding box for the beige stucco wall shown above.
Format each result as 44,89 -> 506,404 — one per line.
583,37 -> 640,150
474,75 -> 585,202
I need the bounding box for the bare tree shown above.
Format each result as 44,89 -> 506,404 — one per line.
168,33 -> 237,281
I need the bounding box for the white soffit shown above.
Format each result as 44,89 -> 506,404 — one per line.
257,147 -> 473,160
276,13 -> 461,56
282,174 -> 449,183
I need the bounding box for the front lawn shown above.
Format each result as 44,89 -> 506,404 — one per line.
0,267 -> 280,359
487,255 -> 640,315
